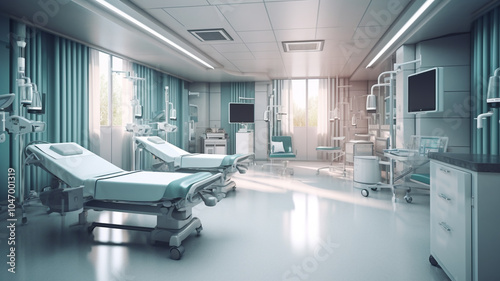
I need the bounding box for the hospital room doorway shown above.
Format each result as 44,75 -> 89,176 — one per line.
289,79 -> 328,161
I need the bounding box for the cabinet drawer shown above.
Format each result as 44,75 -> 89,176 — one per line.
430,161 -> 472,281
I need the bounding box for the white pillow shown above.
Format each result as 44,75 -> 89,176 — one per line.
271,141 -> 285,153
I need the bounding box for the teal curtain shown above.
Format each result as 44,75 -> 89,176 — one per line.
472,6 -> 500,155
221,82 -> 255,154
9,21 -> 89,197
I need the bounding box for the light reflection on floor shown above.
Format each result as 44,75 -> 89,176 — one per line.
0,161 -> 450,281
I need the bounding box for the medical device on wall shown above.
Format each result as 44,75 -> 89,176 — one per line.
477,67 -> 500,129
407,67 -> 443,114
165,86 -> 177,121
487,67 -> 500,107
158,122 -> 177,133
0,94 -> 15,143
125,123 -> 152,136
17,40 -> 45,113
366,94 -> 377,113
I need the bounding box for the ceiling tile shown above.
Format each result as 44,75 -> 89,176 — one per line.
218,3 -> 272,31
317,0 -> 370,28
223,52 -> 255,60
212,43 -> 250,52
131,0 -> 210,9
246,42 -> 280,52
274,29 -> 317,42
358,0 -> 411,27
252,51 -> 282,59
165,6 -> 226,29
316,27 -> 354,41
208,0 -> 263,4
265,0 -> 319,30
237,30 -> 275,43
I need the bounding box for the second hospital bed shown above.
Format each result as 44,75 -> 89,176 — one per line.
135,136 -> 253,192
25,142 -> 224,260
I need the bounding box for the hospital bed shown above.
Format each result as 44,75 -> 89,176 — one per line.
135,136 -> 253,192
25,142 -> 224,260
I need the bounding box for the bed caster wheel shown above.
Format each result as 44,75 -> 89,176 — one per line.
196,226 -> 203,236
371,187 -> 377,191
170,246 -> 185,260
405,196 -> 413,203
429,255 -> 440,268
361,189 -> 369,197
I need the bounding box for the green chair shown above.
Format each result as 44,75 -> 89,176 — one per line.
403,135 -> 448,202
267,136 -> 296,175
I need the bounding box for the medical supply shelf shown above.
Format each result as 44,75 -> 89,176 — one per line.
429,153 -> 500,281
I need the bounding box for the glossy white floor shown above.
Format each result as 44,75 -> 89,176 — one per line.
0,161 -> 451,281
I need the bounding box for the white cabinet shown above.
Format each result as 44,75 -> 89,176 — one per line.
345,140 -> 373,163
236,132 -> 254,154
430,161 -> 472,281
430,158 -> 500,281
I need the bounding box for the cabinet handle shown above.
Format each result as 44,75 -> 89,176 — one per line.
438,193 -> 451,201
439,222 -> 452,232
439,167 -> 450,174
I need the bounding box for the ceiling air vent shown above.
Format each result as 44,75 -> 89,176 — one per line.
189,29 -> 233,42
282,40 -> 324,52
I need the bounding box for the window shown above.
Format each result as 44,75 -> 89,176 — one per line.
98,53 -> 129,126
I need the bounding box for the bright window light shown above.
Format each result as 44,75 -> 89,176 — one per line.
366,0 -> 435,68
94,0 -> 215,69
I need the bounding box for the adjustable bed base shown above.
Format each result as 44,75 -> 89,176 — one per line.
25,142 -> 224,259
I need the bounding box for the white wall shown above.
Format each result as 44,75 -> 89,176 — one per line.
396,34 -> 471,153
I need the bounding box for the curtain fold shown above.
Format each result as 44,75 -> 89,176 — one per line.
10,22 -> 89,194
471,6 -> 500,155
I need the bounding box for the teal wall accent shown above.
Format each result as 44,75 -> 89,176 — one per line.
220,82 -> 255,155
471,6 -> 500,155
4,21 -> 89,199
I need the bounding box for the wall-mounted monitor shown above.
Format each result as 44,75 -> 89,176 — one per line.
229,103 -> 254,123
407,67 -> 443,114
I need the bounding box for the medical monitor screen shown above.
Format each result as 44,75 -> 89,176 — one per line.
229,103 -> 254,123
407,68 -> 441,113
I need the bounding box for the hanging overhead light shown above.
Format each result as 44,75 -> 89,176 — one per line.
366,0 -> 435,68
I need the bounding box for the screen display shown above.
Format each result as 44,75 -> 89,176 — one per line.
407,68 -> 438,113
229,103 -> 255,123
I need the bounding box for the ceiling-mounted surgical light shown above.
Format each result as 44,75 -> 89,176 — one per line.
94,0 -> 215,70
366,0 -> 435,68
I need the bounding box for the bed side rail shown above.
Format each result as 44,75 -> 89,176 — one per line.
186,173 -> 223,206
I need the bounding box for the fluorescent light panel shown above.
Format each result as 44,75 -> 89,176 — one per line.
366,0 -> 435,68
94,0 -> 214,69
